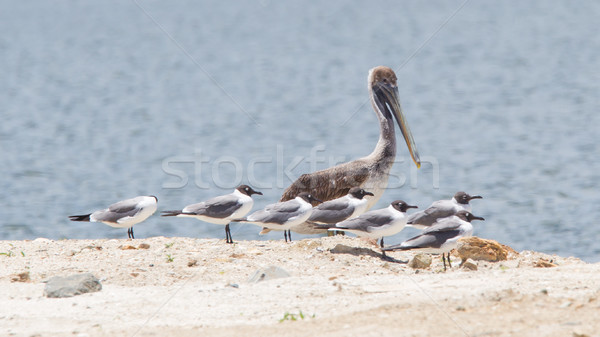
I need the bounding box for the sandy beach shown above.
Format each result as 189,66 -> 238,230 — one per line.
1,236 -> 599,337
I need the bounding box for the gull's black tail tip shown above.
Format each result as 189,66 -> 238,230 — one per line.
161,210 -> 183,217
311,222 -> 336,230
69,214 -> 91,222
381,245 -> 409,252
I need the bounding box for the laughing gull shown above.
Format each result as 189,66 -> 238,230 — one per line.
236,192 -> 322,242
307,187 -> 374,230
315,200 -> 417,256
383,210 -> 485,270
406,191 -> 482,229
161,185 -> 262,244
69,195 -> 158,239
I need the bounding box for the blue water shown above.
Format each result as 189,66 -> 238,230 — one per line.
1,1 -> 599,261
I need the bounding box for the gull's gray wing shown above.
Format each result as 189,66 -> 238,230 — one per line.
308,198 -> 353,224
94,197 -> 144,223
407,200 -> 455,226
335,208 -> 393,232
183,194 -> 242,219
263,200 -> 302,213
247,200 -> 302,224
396,230 -> 461,250
421,217 -> 463,234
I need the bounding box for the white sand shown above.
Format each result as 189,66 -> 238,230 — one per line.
1,236 -> 599,337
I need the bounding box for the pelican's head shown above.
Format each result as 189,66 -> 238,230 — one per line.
369,66 -> 421,168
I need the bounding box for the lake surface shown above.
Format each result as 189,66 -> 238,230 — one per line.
1,1 -> 599,261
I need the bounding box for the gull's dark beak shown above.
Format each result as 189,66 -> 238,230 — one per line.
364,191 -> 375,196
469,195 -> 483,200
374,82 -> 421,168
251,188 -> 263,196
471,215 -> 485,221
407,205 -> 418,209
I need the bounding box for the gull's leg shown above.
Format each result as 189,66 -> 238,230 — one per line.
225,224 -> 233,244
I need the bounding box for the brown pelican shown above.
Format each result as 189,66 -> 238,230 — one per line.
262,66 -> 421,240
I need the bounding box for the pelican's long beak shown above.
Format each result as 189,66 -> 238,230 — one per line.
375,83 -> 421,168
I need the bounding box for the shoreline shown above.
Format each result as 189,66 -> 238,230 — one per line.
1,236 -> 599,336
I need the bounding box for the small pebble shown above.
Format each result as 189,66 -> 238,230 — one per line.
461,259 -> 478,271
408,254 -> 432,269
560,301 -> 573,308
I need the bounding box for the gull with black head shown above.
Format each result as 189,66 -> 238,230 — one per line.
69,195 -> 158,239
307,187 -> 374,226
315,200 -> 417,256
406,191 -> 482,229
162,185 -> 262,244
236,192 -> 322,242
384,210 -> 485,270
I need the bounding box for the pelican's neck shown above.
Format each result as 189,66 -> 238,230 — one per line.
367,85 -> 396,164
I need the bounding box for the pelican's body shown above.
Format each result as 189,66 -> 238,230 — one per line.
264,66 -> 420,236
